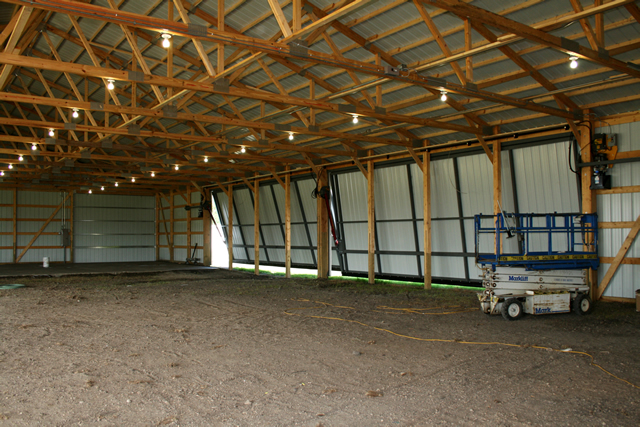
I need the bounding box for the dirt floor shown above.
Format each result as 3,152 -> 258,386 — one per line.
0,269 -> 639,426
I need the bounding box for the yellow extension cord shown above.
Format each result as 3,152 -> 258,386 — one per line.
284,298 -> 639,390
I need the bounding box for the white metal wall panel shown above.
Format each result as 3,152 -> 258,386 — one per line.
74,194 -> 155,263
596,123 -> 640,299
158,197 -> 169,259
16,191 -> 71,263
336,171 -> 368,272
173,193 -> 188,262
512,141 -> 579,213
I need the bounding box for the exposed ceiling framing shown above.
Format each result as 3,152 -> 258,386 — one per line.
0,0 -> 639,195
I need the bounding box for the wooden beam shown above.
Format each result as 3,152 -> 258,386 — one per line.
597,213 -> 640,299
267,0 -> 292,38
15,192 -> 70,263
227,184 -> 234,270
464,18 -> 473,82
172,0 -> 217,76
367,153 -> 375,284
423,149 -> 431,289
293,0 -> 302,33
285,169 -> 291,278
254,177 -> 260,275
420,0 -> 640,81
0,6 -> 33,90
596,185 -> 640,195
217,0 -> 225,74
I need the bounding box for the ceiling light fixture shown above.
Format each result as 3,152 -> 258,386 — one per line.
569,56 -> 578,69
107,79 -> 115,90
101,186 -> 104,191
288,132 -> 294,141
151,171 -> 155,177
31,143 -> 37,151
0,171 -> 4,176
352,115 -> 358,124
240,146 -> 246,153
440,91 -> 447,102
162,33 -> 172,48
175,164 -> 179,170
131,177 -> 135,182
88,189 -> 92,194
8,164 -> 13,169
72,108 -> 79,119
48,129 -> 55,137
115,182 -> 118,187
204,156 -> 208,163
18,155 -> 23,161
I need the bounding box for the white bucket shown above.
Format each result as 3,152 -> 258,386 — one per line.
43,257 -> 50,268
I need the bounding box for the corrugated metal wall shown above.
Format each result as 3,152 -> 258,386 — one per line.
74,194 -> 155,262
596,122 -> 640,299
212,176 -> 318,268
206,136 -> 637,298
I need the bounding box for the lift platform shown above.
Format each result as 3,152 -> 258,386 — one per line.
474,212 -> 599,320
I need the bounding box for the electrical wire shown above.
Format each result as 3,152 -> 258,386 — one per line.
284,298 -> 639,390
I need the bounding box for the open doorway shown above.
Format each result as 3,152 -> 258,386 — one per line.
209,193 -> 228,268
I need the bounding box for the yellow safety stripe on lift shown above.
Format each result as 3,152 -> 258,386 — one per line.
498,254 -> 598,262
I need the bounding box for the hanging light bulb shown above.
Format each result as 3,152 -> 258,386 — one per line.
569,56 -> 578,69
0,171 -> 4,176
440,91 -> 447,102
101,186 -> 104,191
288,133 -> 294,141
18,155 -> 23,161
240,146 -> 246,153
151,171 -> 155,177
115,182 -> 118,187
107,79 -> 115,90
175,164 -> 179,170
72,108 -> 79,119
204,157 -> 208,163
48,129 -> 55,137
8,164 -> 13,169
352,115 -> 358,124
88,189 -> 92,194
161,33 -> 171,48
131,177 -> 135,182
31,143 -> 37,151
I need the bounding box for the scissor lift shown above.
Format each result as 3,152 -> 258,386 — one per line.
475,213 -> 599,320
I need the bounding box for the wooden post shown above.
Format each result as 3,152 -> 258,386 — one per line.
493,140 -> 502,255
69,191 -> 74,263
423,150 -> 432,289
186,188 -> 191,259
227,184 -> 234,270
316,170 -> 329,278
254,178 -> 260,275
285,170 -> 292,278
367,154 -> 375,284
155,193 -> 160,261
12,187 -> 17,263
203,190 -> 212,266
580,117 -> 597,298
170,189 -> 174,262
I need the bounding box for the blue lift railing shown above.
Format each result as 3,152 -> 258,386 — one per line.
475,212 -> 599,270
